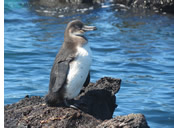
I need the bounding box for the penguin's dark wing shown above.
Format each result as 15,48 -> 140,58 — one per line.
49,58 -> 74,93
49,47 -> 75,93
83,72 -> 90,87
52,61 -> 69,93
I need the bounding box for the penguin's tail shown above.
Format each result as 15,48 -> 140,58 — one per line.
45,92 -> 63,107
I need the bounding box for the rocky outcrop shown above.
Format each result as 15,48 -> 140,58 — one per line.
29,0 -> 104,17
29,0 -> 104,10
97,113 -> 149,128
113,0 -> 174,14
4,77 -> 149,128
29,0 -> 104,6
29,0 -> 174,14
5,97 -> 102,128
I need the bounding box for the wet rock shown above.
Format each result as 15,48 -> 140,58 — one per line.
4,77 -> 149,128
113,0 -> 174,14
29,0 -> 104,6
28,0 -> 174,17
29,0 -> 104,17
97,113 -> 149,128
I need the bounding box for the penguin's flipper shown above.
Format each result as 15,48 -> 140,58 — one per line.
51,60 -> 70,93
45,59 -> 73,106
83,71 -> 90,87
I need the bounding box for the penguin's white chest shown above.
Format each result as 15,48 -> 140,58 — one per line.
64,44 -> 92,99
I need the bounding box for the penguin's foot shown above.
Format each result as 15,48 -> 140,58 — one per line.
64,99 -> 79,110
69,104 -> 78,109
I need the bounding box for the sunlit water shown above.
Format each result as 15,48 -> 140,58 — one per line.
4,0 -> 174,128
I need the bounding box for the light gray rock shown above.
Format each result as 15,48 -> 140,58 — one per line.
97,113 -> 149,128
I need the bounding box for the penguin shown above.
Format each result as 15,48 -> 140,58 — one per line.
45,20 -> 97,107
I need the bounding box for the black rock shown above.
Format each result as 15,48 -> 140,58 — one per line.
97,113 -> 149,128
113,0 -> 174,14
4,77 -> 149,128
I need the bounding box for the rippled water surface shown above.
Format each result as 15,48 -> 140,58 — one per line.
4,0 -> 174,128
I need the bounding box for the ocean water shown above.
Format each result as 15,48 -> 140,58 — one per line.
4,0 -> 174,128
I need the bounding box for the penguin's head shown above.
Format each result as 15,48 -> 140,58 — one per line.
65,20 -> 97,38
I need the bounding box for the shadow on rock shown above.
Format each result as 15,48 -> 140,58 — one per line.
73,77 -> 121,120
75,89 -> 116,120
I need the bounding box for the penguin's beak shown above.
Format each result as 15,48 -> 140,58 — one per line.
82,25 -> 97,32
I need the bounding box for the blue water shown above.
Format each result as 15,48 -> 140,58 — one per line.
4,0 -> 174,128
